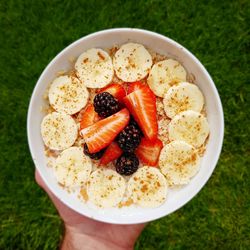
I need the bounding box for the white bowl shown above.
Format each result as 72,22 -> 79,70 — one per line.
27,28 -> 224,224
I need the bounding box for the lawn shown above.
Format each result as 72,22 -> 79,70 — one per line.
0,0 -> 249,249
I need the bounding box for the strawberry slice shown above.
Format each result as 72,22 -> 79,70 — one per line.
99,83 -> 126,102
80,108 -> 130,153
99,142 -> 123,165
79,104 -> 99,130
127,81 -> 145,94
123,85 -> 158,140
135,138 -> 163,166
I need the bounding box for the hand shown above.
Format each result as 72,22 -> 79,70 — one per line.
35,170 -> 146,250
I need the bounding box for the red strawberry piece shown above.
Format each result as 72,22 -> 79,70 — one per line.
99,142 -> 123,165
135,138 -> 163,166
127,81 -> 145,94
80,108 -> 130,153
79,104 -> 100,130
99,83 -> 126,102
123,85 -> 158,140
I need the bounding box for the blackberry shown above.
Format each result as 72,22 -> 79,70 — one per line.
115,153 -> 139,176
93,92 -> 120,117
116,120 -> 142,152
129,117 -> 143,136
83,143 -> 105,160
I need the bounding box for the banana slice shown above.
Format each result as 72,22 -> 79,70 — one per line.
54,147 -> 92,187
75,48 -> 114,88
87,169 -> 126,208
113,43 -> 152,82
41,112 -> 78,150
48,75 -> 89,115
147,59 -> 187,97
163,82 -> 204,118
168,110 -> 209,148
127,167 -> 167,208
159,140 -> 200,185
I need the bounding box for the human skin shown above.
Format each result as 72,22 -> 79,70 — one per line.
35,171 -> 146,250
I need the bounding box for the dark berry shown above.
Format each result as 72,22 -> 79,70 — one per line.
115,153 -> 139,176
83,143 -> 105,160
129,117 -> 143,136
116,119 -> 142,152
93,92 -> 120,117
129,117 -> 139,128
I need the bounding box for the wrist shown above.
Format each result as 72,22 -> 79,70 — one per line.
61,225 -> 133,250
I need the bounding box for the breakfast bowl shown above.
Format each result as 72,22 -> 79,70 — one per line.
27,28 -> 224,224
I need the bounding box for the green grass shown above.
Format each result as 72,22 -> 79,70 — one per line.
0,0 -> 249,249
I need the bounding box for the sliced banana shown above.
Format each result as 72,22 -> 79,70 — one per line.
163,82 -> 204,118
159,140 -> 200,185
147,59 -> 187,97
168,110 -> 209,148
127,167 -> 167,208
87,169 -> 126,208
48,75 -> 89,115
75,48 -> 114,88
113,43 -> 152,82
41,112 -> 78,150
54,147 -> 92,187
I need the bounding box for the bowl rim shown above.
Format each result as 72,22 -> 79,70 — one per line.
27,28 -> 224,224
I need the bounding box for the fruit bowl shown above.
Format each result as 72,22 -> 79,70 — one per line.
27,28 -> 224,224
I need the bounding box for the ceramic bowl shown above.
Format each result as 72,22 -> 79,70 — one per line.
27,28 -> 224,224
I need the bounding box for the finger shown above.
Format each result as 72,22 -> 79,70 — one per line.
35,170 -> 89,223
35,169 -> 44,188
35,169 -> 52,195
35,169 -> 61,204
